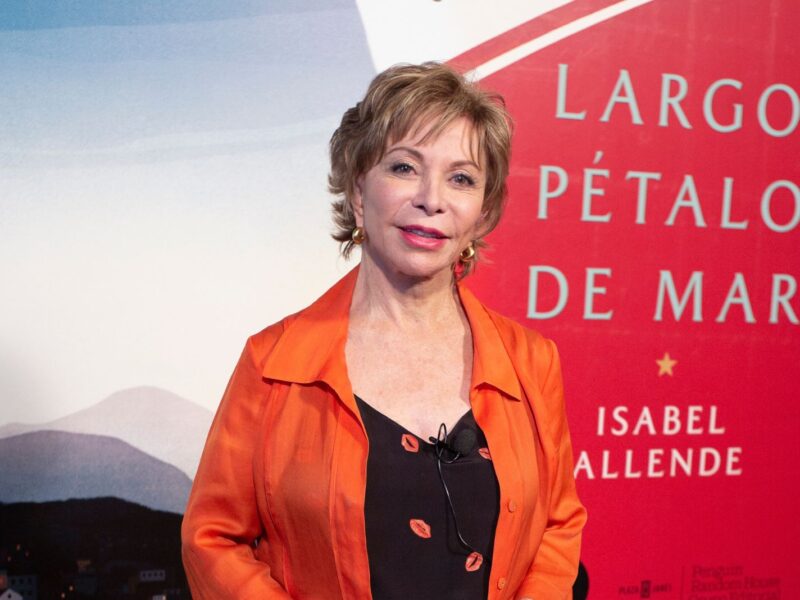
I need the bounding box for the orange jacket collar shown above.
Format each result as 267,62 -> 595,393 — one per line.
262,264 -> 522,403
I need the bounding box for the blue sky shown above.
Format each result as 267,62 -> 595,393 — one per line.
0,2 -> 371,163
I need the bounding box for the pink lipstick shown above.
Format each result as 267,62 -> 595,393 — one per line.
399,225 -> 448,249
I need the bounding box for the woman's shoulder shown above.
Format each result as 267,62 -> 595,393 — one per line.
481,304 -> 557,362
460,282 -> 555,366
470,302 -> 562,403
245,269 -> 357,363
243,303 -> 326,373
242,314 -> 295,367
478,305 -> 567,437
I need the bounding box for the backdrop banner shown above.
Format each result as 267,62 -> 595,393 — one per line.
462,1 -> 799,597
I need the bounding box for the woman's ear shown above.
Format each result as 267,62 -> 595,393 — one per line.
472,210 -> 490,240
352,175 -> 365,227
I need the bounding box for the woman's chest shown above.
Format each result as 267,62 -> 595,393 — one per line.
259,382 -> 547,525
345,332 -> 474,439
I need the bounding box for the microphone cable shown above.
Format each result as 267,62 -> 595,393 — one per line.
429,422 -> 485,561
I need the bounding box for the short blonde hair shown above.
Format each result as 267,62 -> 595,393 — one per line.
328,62 -> 513,276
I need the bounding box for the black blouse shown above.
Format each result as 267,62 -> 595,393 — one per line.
355,394 -> 501,600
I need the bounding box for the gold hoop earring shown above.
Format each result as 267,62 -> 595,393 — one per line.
352,226 -> 366,245
460,243 -> 476,262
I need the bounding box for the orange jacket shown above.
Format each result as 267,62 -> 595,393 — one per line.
182,266 -> 586,600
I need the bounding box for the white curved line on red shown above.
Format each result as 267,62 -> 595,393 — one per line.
466,0 -> 656,81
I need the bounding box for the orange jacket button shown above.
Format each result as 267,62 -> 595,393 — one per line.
497,577 -> 507,590
507,499 -> 517,512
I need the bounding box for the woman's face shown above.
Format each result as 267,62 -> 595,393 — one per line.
352,117 -> 486,282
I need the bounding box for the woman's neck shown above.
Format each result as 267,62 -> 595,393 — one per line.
349,254 -> 464,333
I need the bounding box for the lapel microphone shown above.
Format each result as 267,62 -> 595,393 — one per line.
428,427 -> 478,462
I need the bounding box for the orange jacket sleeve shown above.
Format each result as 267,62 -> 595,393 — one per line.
516,338 -> 587,600
181,335 -> 291,599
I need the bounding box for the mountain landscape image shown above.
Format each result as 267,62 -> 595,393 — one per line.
0,430 -> 193,514
0,386 -> 214,480
0,0 -> 379,593
0,387 -> 212,598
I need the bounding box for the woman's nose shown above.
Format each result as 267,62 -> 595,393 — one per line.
413,175 -> 445,215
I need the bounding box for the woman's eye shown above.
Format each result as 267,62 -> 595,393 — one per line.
453,173 -> 476,186
391,162 -> 414,174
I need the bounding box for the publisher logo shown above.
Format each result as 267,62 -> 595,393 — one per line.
618,579 -> 672,597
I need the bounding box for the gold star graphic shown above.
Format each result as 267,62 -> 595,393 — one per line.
656,352 -> 678,376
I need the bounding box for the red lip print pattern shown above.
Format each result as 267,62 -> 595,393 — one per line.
409,518 -> 431,539
465,551 -> 483,572
401,433 -> 420,453
478,447 -> 491,460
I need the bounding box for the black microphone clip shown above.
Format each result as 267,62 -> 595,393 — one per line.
430,425 -> 477,462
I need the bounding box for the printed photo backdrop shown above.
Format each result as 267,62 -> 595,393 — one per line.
1,1 -> 796,598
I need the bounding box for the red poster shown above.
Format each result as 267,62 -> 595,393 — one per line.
456,1 -> 799,597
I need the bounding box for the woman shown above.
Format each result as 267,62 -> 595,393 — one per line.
182,62 -> 586,600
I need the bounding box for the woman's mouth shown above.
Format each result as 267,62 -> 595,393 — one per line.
400,226 -> 448,239
399,226 -> 449,249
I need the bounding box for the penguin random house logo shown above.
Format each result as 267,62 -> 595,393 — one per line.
617,566 -> 781,599
686,564 -> 781,600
